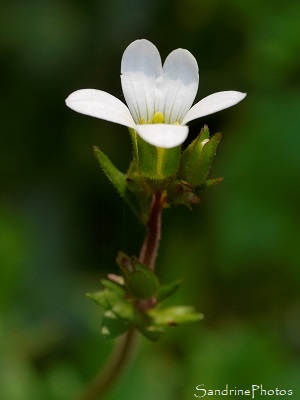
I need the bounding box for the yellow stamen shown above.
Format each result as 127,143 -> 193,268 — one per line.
140,118 -> 145,124
174,121 -> 180,125
152,112 -> 164,124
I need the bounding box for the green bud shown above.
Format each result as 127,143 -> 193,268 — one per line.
118,253 -> 159,300
167,179 -> 201,209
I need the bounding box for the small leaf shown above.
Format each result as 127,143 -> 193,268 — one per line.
133,309 -> 165,341
87,289 -> 134,321
137,324 -> 165,341
100,279 -> 125,295
87,289 -> 120,309
157,279 -> 183,302
148,306 -> 204,326
195,177 -> 224,191
94,146 -> 140,219
100,310 -> 131,339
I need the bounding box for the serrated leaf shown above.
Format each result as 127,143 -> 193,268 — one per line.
100,310 -> 131,339
94,146 -> 140,219
148,306 -> 204,326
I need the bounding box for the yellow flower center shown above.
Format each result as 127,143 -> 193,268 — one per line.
139,113 -> 179,125
152,112 -> 164,124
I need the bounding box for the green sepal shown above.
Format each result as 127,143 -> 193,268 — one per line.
118,254 -> 159,300
148,306 -> 204,326
195,177 -> 224,192
167,180 -> 201,209
136,135 -> 181,179
179,126 -> 222,187
94,146 -> 140,220
157,279 -> 183,302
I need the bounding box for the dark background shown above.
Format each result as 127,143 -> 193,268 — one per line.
1,0 -> 300,399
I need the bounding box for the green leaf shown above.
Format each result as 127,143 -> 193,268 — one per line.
133,309 -> 165,341
136,324 -> 165,341
94,146 -> 140,219
100,310 -> 131,339
148,306 -> 204,326
87,289 -> 134,321
157,279 -> 183,302
196,177 -> 224,191
100,279 -> 125,295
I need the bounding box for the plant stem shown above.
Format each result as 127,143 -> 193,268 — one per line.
139,191 -> 164,270
76,191 -> 164,400
75,328 -> 138,400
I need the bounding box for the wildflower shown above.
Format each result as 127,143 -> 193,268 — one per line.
66,39 -> 246,149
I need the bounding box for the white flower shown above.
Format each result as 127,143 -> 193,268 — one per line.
66,39 -> 246,149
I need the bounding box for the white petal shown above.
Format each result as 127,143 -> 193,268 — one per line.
182,91 -> 247,125
121,39 -> 164,123
65,89 -> 136,129
136,124 -> 189,149
162,49 -> 198,124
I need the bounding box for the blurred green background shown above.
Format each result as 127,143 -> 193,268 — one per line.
1,0 -> 300,399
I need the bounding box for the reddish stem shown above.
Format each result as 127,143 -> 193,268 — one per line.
76,191 -> 164,400
139,191 -> 164,270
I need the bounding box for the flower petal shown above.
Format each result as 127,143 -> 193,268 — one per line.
136,124 -> 189,149
162,49 -> 198,124
121,39 -> 164,124
181,91 -> 247,125
65,89 -> 136,129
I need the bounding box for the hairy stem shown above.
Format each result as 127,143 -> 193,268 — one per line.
76,191 -> 164,400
